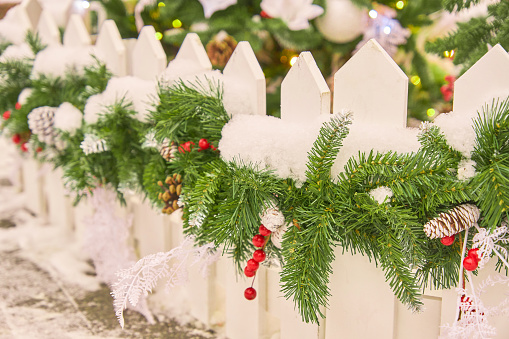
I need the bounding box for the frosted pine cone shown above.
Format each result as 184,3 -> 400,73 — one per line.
27,106 -> 59,145
81,134 -> 108,155
159,142 -> 177,162
424,204 -> 480,239
260,205 -> 285,232
271,222 -> 290,249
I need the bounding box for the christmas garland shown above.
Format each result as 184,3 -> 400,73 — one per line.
1,34 -> 509,328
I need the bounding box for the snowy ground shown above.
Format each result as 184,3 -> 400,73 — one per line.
0,139 -> 219,339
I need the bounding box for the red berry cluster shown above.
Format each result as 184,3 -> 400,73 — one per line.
178,138 -> 217,154
2,102 -> 21,121
440,75 -> 455,102
463,248 -> 480,271
244,224 -> 271,301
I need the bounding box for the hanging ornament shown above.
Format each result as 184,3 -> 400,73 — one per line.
206,31 -> 237,68
423,204 -> 480,239
159,141 -> 178,162
157,173 -> 183,215
27,106 -> 60,146
260,0 -> 324,31
315,0 -> 366,44
198,0 -> 237,18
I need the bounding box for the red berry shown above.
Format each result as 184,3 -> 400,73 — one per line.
178,141 -> 195,153
260,10 -> 271,18
252,234 -> 265,248
12,134 -> 21,144
3,110 -> 11,120
15,102 -> 21,110
20,142 -> 28,152
253,249 -> 266,263
463,256 -> 478,271
247,259 -> 259,271
244,266 -> 256,277
198,138 -> 210,150
36,147 -> 42,153
259,224 -> 271,236
468,248 -> 480,263
444,75 -> 456,84
440,235 -> 455,246
244,287 -> 257,300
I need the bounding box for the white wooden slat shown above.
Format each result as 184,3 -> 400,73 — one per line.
40,0 -> 72,27
223,41 -> 266,116
325,250 -> 395,339
63,14 -> 91,47
132,26 -> 166,80
394,296 -> 442,339
21,158 -> 47,217
36,10 -> 60,46
281,51 -> 330,122
131,197 -> 167,257
123,38 -> 137,77
334,39 -> 408,128
453,44 -> 509,117
44,168 -> 74,233
19,0 -> 42,30
95,20 -> 127,76
173,33 -> 212,72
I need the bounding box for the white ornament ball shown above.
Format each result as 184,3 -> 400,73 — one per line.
271,223 -> 290,249
315,0 -> 366,44
260,207 -> 285,232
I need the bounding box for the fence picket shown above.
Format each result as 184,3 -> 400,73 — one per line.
132,26 -> 166,80
453,44 -> 509,117
36,10 -> 60,46
19,0 -> 42,30
63,14 -> 91,47
95,20 -> 127,76
281,51 -> 330,122
334,39 -> 408,128
172,33 -> 212,72
223,41 -> 266,116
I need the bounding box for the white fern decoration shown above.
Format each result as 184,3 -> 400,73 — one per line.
112,236 -> 219,328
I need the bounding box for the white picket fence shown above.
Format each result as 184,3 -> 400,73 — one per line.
9,0 -> 509,338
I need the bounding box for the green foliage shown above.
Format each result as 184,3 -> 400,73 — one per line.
0,39 -> 11,55
25,31 -> 47,55
0,59 -> 32,113
426,1 -> 509,71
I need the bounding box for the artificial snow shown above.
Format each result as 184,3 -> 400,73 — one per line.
222,74 -> 254,116
457,159 -> 477,181
18,88 -> 33,105
433,110 -> 477,157
83,76 -> 159,124
219,112 -> 421,183
160,58 -> 211,83
369,186 -> 393,204
53,102 -> 83,136
0,42 -> 34,61
31,45 -> 98,78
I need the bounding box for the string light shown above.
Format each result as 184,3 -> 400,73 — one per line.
383,26 -> 391,34
369,10 -> 378,19
158,2 -> 165,6
280,55 -> 288,64
427,108 -> 436,117
155,32 -> 163,40
443,50 -> 455,59
172,19 -> 182,28
396,1 -> 405,9
82,0 -> 90,9
410,75 -> 421,86
289,56 -> 298,66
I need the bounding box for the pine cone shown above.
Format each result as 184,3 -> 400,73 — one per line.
206,33 -> 237,68
27,106 -> 59,145
159,142 -> 177,162
157,173 -> 183,215
424,204 -> 480,239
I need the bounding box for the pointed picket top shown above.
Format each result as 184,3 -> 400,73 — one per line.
19,0 -> 42,30
334,39 -> 408,128
453,44 -> 509,117
281,51 -> 330,122
36,10 -> 60,46
173,33 -> 212,71
95,20 -> 127,76
63,14 -> 91,47
132,26 -> 166,80
223,41 -> 266,116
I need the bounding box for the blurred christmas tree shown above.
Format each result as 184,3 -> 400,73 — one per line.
95,0 -> 474,121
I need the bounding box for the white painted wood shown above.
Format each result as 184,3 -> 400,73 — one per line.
36,10 -> 60,46
453,44 -> 509,118
21,158 -> 46,217
87,1 -> 107,33
72,196 -> 93,249
223,41 -> 266,116
281,51 -> 330,122
95,20 -> 127,76
19,0 -> 42,30
40,0 -> 72,27
123,38 -> 137,77
132,26 -> 166,80
334,39 -> 408,128
44,167 -> 74,233
394,296 -> 441,339
63,14 -> 91,47
131,197 -> 167,257
173,33 -> 212,71
326,250 -> 395,339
